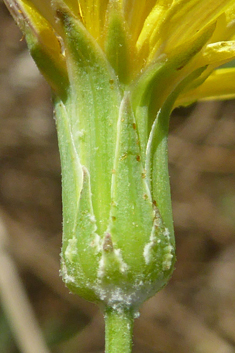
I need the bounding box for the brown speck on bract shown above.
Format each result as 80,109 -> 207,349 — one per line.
103,233 -> 114,252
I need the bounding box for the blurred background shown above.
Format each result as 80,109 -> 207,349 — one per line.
0,1 -> 235,352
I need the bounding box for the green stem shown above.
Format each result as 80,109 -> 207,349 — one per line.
105,307 -> 134,353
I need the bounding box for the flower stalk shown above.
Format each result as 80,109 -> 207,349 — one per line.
3,0 -> 235,352
105,307 -> 134,353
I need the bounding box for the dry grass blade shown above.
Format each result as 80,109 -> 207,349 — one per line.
0,214 -> 51,353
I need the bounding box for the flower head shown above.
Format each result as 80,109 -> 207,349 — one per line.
4,0 -> 235,309
5,0 -> 235,101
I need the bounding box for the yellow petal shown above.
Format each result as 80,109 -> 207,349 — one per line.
78,0 -> 109,41
176,68 -> 235,105
123,0 -> 158,44
225,6 -> 235,40
6,0 -> 62,56
164,0 -> 235,51
62,0 -> 79,16
138,0 -> 235,63
202,41 -> 235,67
136,0 -> 173,60
25,0 -> 58,30
28,0 -> 80,29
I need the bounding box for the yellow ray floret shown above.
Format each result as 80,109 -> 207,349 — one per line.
122,0 -> 157,44
176,68 -> 235,105
4,0 -> 235,103
8,0 -> 62,58
78,0 -> 109,40
137,0 -> 235,63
